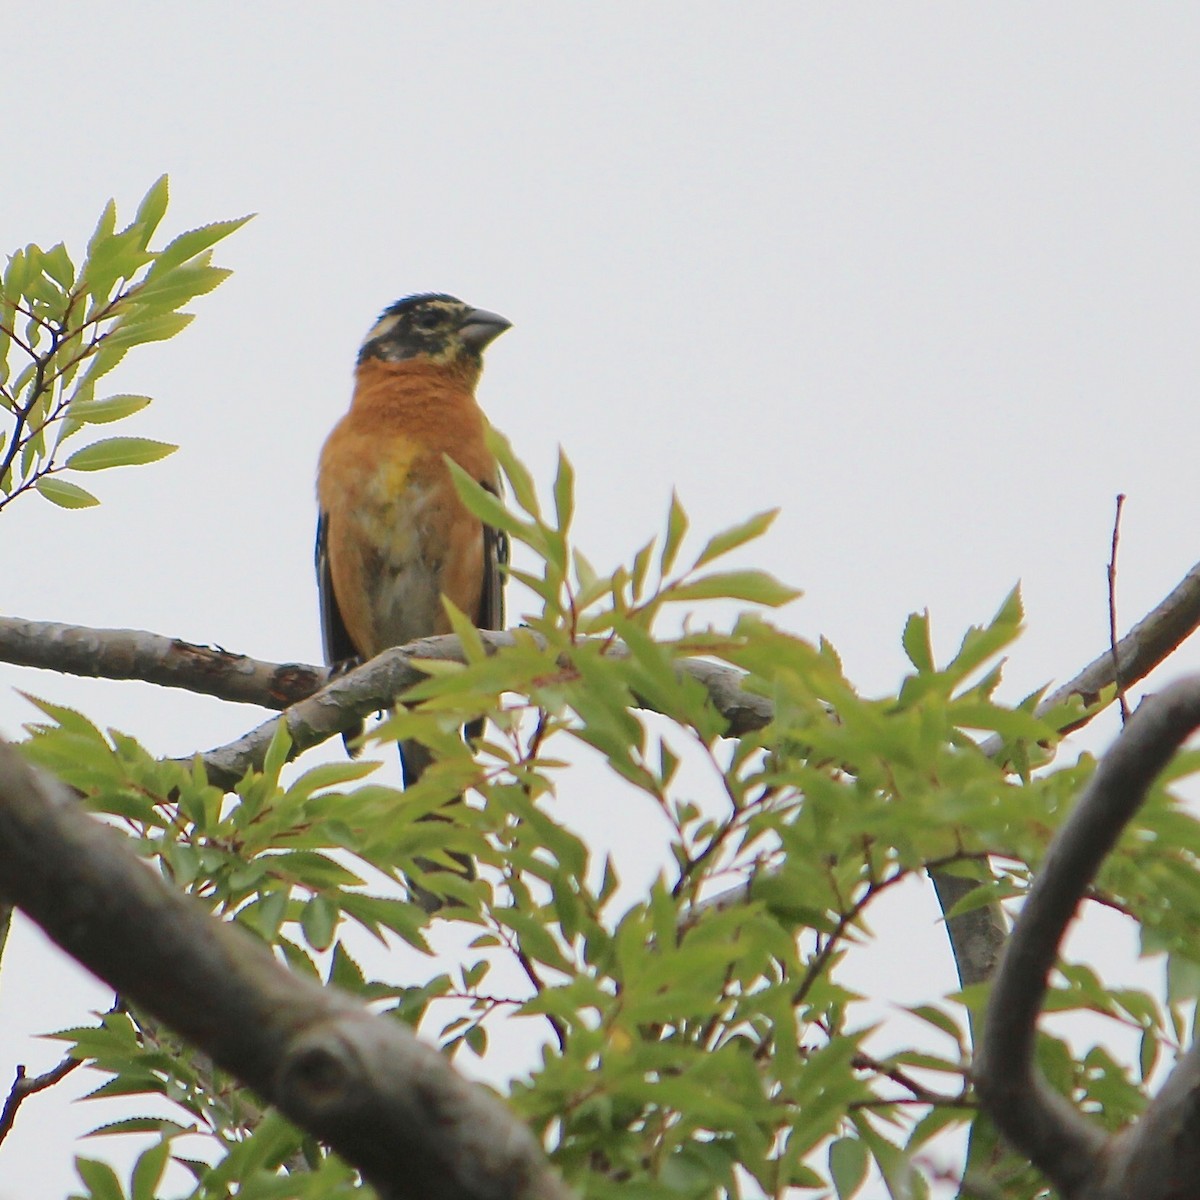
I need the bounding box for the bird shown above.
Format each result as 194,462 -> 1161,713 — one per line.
315,293 -> 511,900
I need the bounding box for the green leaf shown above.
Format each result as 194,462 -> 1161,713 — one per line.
151,215 -> 254,273
943,877 -> 1022,918
42,242 -> 77,289
132,175 -> 170,247
129,262 -> 233,309
943,584 -> 1024,684
1167,953 -> 1200,1005
902,609 -> 934,672
99,311 -> 193,351
68,394 -> 153,425
660,489 -> 689,575
66,437 -> 177,472
693,507 -> 778,569
487,426 -> 540,517
74,1157 -> 126,1200
552,447 -> 574,534
829,1136 -> 869,1199
629,537 -> 656,601
87,199 -> 118,258
130,1136 -> 170,1200
670,569 -> 801,607
446,458 -> 544,551
301,895 -> 339,951
36,477 -> 100,508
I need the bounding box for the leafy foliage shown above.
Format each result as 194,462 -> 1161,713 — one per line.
0,176 -> 248,512
5,193 -> 1200,1200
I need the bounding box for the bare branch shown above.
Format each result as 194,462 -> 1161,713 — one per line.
0,743 -> 574,1200
0,1054 -> 82,1146
0,617 -> 322,709
976,677 -> 1200,1200
0,618 -> 773,734
1030,555 -> 1200,734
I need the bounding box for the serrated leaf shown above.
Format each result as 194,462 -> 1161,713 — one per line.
66,437 -> 177,472
670,569 -> 801,607
99,311 -> 193,351
74,1157 -> 125,1200
130,263 -> 232,309
132,175 -> 170,247
902,609 -> 934,672
693,508 -> 778,569
42,242 -> 77,289
151,215 -> 253,273
68,394 -> 153,425
87,199 -> 118,258
36,477 -> 100,508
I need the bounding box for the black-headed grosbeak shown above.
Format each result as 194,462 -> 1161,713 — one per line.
315,293 -> 511,787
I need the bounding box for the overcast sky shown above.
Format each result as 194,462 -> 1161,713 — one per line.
2,6 -> 1199,1197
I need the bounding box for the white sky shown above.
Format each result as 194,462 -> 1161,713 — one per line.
2,5 -> 1199,1197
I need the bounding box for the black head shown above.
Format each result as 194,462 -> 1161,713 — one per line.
357,293 -> 511,366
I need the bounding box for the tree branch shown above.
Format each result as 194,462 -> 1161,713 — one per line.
4,552 -> 1200,986
0,617 -> 324,709
0,742 -> 574,1200
0,1053 -> 82,1146
1014,553 -> 1200,739
975,677 -> 1200,1200
4,550 -> 1199,757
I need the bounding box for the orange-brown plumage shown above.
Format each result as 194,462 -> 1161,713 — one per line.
317,358 -> 496,657
315,294 -> 510,790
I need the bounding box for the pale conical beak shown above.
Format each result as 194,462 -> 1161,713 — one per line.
458,307 -> 512,351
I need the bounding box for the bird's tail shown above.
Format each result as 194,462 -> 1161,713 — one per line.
401,732 -> 478,912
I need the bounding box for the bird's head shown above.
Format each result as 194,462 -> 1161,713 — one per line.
357,294 -> 511,374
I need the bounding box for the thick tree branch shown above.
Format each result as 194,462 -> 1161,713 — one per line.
976,677 -> 1200,1200
0,743 -> 574,1200
0,618 -> 324,709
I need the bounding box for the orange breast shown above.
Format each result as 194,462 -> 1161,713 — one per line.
317,359 -> 497,658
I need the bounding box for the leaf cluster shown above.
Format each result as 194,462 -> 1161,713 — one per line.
0,176 -> 248,511
9,197 -> 1200,1200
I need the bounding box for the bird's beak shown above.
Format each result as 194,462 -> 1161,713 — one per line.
458,307 -> 512,351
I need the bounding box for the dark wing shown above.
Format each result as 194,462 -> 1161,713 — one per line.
315,511 -> 358,667
316,512 -> 363,757
456,480 -> 509,758
478,480 -> 509,632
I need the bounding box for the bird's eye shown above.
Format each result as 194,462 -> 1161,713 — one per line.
414,310 -> 443,330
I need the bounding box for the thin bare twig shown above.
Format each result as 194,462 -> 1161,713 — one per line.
0,1054 -> 82,1146
1108,494 -> 1130,724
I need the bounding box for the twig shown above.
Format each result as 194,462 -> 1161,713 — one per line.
1108,494 -> 1129,724
0,1054 -> 82,1146
850,1050 -> 969,1107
